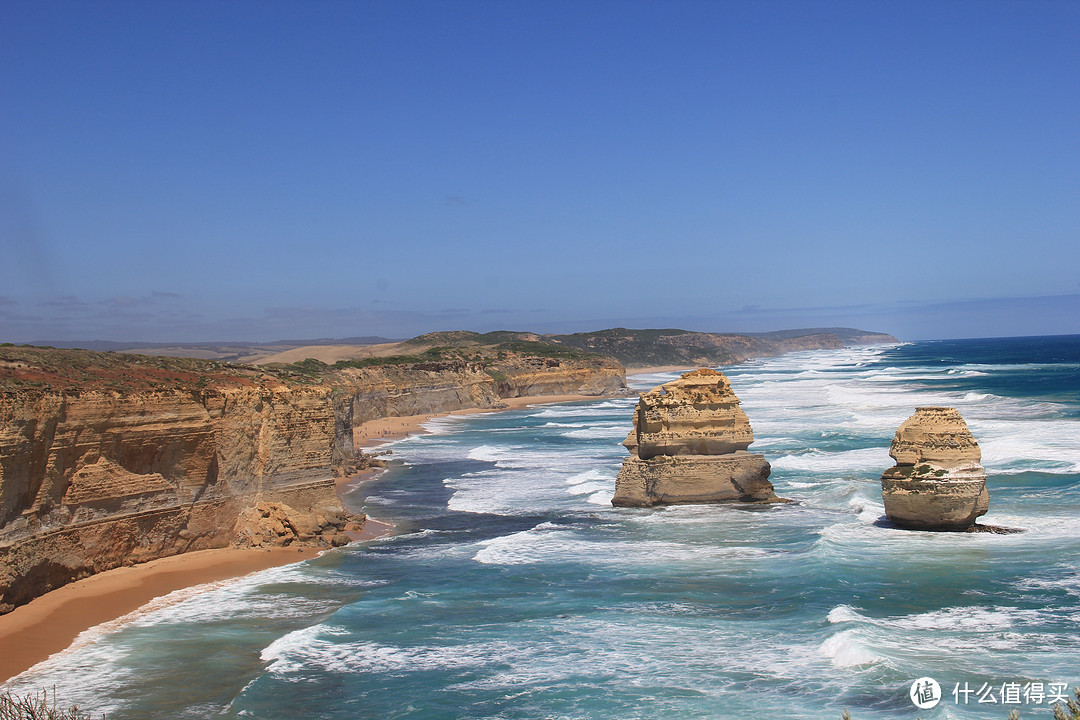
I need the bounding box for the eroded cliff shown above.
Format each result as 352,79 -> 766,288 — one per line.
0,345 -> 626,612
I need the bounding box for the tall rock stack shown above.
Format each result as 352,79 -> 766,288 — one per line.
880,406 -> 989,530
612,369 -> 780,507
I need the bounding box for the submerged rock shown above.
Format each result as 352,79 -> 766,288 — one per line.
880,407 -> 989,531
612,369 -> 781,507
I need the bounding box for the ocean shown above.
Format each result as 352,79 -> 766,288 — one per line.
6,336 -> 1080,719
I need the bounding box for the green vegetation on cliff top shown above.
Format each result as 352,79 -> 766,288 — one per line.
277,341 -> 606,379
0,339 -> 613,394
0,345 -> 270,393
398,327 -> 896,369
1,326 -> 894,392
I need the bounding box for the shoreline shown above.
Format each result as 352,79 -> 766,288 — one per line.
352,393 -> 607,448
625,365 -> 696,375
0,391 -> 611,686
0,546 -> 320,685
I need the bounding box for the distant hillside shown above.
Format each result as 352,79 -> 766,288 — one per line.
20,336 -> 399,363
12,327 -> 898,370
541,327 -> 898,368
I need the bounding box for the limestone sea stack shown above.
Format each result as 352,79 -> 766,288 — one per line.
880,406 -> 989,530
612,369 -> 780,507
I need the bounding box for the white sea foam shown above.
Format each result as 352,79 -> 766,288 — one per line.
261,625 -> 514,677
818,629 -> 884,667
471,522 -> 774,567
566,468 -> 611,485
824,603 -> 1062,636
561,425 -> 630,440
587,489 -> 614,505
770,447 -> 892,475
826,605 -> 868,624
1015,563 -> 1080,599
565,481 -> 609,496
466,444 -> 514,462
418,415 -> 467,435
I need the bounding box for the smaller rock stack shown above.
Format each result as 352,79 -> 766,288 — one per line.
612,369 -> 780,507
880,406 -> 989,530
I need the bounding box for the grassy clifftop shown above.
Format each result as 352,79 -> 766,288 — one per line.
2,325 -> 897,392
541,327 -> 898,368
0,344 -> 272,394
0,338 -> 618,395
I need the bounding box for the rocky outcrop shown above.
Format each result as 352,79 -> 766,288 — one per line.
880,407 -> 989,531
0,346 -> 626,613
612,369 -> 779,507
233,501 -> 361,549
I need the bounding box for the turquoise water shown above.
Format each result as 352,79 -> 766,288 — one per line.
6,337 -> 1080,719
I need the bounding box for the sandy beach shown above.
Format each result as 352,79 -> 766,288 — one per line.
0,546 -> 320,684
0,392 -> 605,686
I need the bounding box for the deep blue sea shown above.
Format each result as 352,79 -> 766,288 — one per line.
6,337 -> 1080,720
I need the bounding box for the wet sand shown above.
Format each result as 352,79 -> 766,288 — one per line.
0,547 -> 320,684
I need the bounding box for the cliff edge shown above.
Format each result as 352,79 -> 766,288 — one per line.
0,344 -> 626,612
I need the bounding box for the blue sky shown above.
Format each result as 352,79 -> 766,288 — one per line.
2,0 -> 1077,343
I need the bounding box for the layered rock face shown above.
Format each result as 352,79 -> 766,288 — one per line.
612,369 -> 778,507
0,347 -> 626,613
0,383 -> 356,612
880,407 -> 989,530
338,356 -> 625,426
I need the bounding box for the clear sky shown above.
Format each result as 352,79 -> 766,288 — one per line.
2,0 -> 1078,343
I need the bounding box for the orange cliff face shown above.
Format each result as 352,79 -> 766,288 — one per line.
0,380 -> 354,612
0,346 -> 627,612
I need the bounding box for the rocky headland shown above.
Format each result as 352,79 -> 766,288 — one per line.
880,406 -> 990,531
542,327 -> 898,369
0,342 -> 626,612
612,369 -> 781,507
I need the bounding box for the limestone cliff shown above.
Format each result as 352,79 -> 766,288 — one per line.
612,369 -> 779,507
0,346 -> 626,612
880,407 -> 989,531
0,379 -> 354,612
331,355 -> 624,426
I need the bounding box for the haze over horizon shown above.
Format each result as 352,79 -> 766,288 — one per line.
3,1 -> 1078,344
